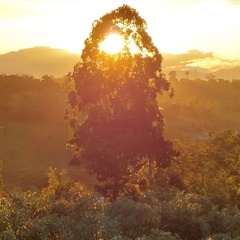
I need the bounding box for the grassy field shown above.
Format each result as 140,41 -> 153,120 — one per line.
0,118 -> 95,191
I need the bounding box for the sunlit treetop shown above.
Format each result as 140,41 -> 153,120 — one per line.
74,4 -> 171,105
81,5 -> 160,60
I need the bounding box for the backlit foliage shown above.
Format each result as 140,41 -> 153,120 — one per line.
66,5 -> 174,200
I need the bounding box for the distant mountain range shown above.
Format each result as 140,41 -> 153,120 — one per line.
0,47 -> 80,78
0,47 -> 240,80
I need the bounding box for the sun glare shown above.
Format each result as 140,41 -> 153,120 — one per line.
99,33 -> 124,54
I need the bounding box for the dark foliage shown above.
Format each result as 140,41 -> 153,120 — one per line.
66,5 -> 175,200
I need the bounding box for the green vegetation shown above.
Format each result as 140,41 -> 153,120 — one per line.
1,74 -> 240,239
1,5 -> 240,240
0,74 -> 95,190
162,77 -> 240,139
1,169 -> 240,239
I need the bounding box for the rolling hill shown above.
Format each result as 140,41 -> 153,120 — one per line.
0,47 -> 240,80
0,47 -> 80,78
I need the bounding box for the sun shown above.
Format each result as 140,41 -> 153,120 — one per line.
99,33 -> 124,54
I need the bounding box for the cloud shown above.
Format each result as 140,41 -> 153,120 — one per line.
162,50 -> 240,71
186,55 -> 240,70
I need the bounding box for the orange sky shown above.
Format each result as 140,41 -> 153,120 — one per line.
1,0 -> 240,59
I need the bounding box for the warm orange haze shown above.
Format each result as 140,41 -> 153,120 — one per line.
1,0 -> 240,78
1,3 -> 240,239
1,0 -> 240,60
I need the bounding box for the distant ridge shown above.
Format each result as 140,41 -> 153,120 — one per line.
0,47 -> 80,78
0,47 -> 240,80
214,66 -> 240,80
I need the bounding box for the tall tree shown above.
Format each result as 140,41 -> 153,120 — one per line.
66,5 -> 174,200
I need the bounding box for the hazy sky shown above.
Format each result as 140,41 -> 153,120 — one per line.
1,0 -> 240,59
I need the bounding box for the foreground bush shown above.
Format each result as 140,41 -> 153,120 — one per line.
0,169 -> 109,240
1,170 -> 240,239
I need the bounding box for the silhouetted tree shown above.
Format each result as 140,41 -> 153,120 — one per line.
185,70 -> 189,80
206,73 -> 216,81
169,71 -> 178,83
66,5 -> 175,200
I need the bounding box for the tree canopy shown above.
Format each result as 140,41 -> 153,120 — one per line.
66,5 -> 174,200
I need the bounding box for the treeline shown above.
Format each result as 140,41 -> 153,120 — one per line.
0,74 -> 65,124
1,74 -> 240,139
0,74 -> 76,191
0,74 -> 59,93
162,78 -> 240,139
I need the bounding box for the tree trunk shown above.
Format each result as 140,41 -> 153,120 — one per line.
148,158 -> 153,186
